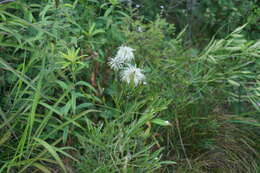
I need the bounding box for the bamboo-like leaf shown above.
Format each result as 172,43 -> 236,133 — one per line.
151,118 -> 172,126
43,109 -> 98,140
32,163 -> 52,173
34,138 -> 67,173
17,138 -> 63,173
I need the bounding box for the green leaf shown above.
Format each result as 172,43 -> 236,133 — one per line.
34,138 -> 67,173
227,79 -> 240,87
32,163 -> 52,173
56,80 -> 69,90
104,6 -> 114,17
75,81 -> 97,93
151,119 -> 172,126
0,131 -> 11,146
229,120 -> 260,127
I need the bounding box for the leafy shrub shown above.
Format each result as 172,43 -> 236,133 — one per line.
133,0 -> 260,43
120,17 -> 260,172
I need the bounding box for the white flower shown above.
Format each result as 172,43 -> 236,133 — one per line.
137,26 -> 143,32
115,46 -> 135,63
108,46 -> 135,71
120,65 -> 145,86
108,57 -> 124,71
164,121 -> 171,126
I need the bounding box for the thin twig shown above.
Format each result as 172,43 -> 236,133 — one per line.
175,115 -> 192,169
0,107 -> 18,140
0,0 -> 16,4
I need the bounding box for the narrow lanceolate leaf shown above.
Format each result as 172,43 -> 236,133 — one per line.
0,57 -> 37,91
0,131 -> 12,146
28,75 -> 42,146
229,120 -> 260,127
34,138 -> 68,173
32,163 -> 52,173
151,118 -> 172,126
0,57 -> 49,100
55,147 -> 79,162
43,109 -> 99,140
228,79 -> 240,87
18,138 -> 63,173
33,93 -> 68,140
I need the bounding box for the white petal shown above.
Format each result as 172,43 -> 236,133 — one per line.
116,46 -> 135,62
108,57 -> 124,71
120,65 -> 145,86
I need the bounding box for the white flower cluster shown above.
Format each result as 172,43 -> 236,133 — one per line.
108,46 -> 146,86
108,46 -> 134,71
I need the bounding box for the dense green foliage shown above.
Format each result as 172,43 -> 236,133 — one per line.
0,0 -> 259,172
135,0 -> 260,44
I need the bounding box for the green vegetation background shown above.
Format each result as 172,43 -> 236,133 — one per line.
0,0 -> 259,172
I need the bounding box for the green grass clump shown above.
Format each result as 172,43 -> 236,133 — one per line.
0,1 -> 259,173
